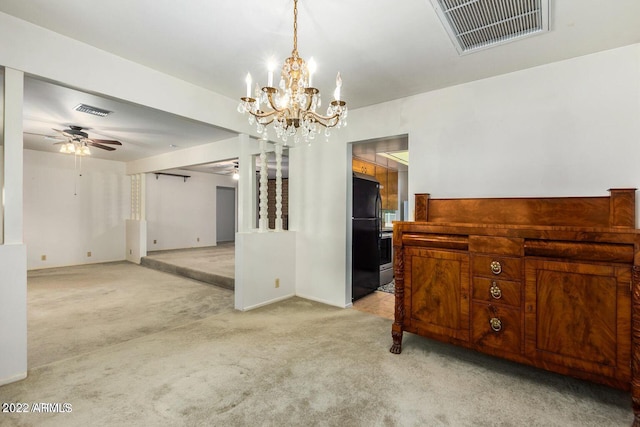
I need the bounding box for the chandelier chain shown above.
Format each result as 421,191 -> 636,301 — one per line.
292,0 -> 298,56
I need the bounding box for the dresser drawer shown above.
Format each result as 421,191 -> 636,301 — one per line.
472,277 -> 521,307
472,303 -> 521,354
472,254 -> 522,280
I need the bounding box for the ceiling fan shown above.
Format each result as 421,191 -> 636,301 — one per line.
53,125 -> 122,152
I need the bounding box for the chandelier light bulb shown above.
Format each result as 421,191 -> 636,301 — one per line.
245,73 -> 252,98
308,57 -> 317,87
267,60 -> 276,87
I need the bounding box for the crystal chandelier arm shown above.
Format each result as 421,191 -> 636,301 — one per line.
303,87 -> 319,112
249,108 -> 278,122
264,87 -> 288,113
302,107 -> 344,128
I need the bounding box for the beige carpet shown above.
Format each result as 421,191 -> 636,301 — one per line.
1,262 -> 633,426
140,244 -> 235,289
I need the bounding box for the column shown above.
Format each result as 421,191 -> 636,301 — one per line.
258,138 -> 268,232
126,173 -> 147,263
0,67 -> 27,385
3,68 -> 23,244
275,142 -> 283,231
237,134 -> 257,233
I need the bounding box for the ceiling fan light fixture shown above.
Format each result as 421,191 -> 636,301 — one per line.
59,142 -> 75,154
73,104 -> 113,117
78,145 -> 91,156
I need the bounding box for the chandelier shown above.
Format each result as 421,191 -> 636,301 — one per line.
237,0 -> 347,144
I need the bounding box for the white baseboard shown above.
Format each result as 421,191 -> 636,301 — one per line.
0,371 -> 27,386
295,292 -> 351,309
237,293 -> 295,311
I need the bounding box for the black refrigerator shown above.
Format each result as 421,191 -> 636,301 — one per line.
352,172 -> 381,301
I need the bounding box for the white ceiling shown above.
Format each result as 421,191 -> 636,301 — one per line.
20,77 -> 238,162
1,0 -> 639,162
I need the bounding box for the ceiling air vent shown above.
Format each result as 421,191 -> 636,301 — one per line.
429,0 -> 550,55
73,103 -> 112,117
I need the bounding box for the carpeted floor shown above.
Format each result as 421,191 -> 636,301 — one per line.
141,244 -> 235,289
1,262 -> 634,426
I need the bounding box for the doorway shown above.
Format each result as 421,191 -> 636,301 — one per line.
216,186 -> 236,243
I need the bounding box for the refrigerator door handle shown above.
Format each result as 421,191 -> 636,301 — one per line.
376,189 -> 382,235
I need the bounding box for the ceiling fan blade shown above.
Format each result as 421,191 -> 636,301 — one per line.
87,142 -> 116,151
53,128 -> 75,138
88,139 -> 122,145
24,131 -> 67,143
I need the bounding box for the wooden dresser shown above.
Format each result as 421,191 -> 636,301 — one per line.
390,189 -> 640,425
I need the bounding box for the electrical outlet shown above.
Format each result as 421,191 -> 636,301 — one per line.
130,249 -> 133,255
154,239 -> 157,244
275,278 -> 280,288
87,251 -> 92,257
197,237 -> 200,242
41,255 -> 46,261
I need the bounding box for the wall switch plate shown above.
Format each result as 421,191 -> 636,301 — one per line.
41,255 -> 46,261
275,278 -> 280,288
87,251 -> 92,257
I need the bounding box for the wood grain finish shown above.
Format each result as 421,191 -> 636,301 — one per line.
352,158 -> 376,176
524,259 -> 631,380
353,157 -> 398,210
406,248 -> 469,341
631,266 -> 640,426
392,188 -> 640,425
610,189 -> 636,228
422,189 -> 636,228
524,240 -> 634,263
390,239 -> 405,354
472,277 -> 521,307
415,194 -> 429,222
469,236 -> 523,255
402,233 -> 468,250
387,170 -> 398,209
472,302 -> 521,354
529,262 -> 619,367
471,255 -> 522,280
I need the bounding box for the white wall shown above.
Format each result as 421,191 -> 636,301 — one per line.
0,244 -> 26,385
24,149 -> 128,269
349,43 -> 640,204
0,68 -> 27,386
146,169 -> 237,251
290,43 -> 640,307
235,231 -> 296,311
0,145 -> 3,242
289,139 -> 350,307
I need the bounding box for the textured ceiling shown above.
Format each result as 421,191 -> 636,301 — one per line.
1,0 -> 639,161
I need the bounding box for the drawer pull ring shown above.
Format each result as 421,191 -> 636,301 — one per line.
490,282 -> 502,299
489,317 -> 502,332
490,260 -> 502,275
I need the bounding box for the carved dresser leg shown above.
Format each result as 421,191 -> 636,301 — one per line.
632,266 -> 640,426
390,242 -> 405,354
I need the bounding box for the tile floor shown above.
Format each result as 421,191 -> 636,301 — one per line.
352,291 -> 395,320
